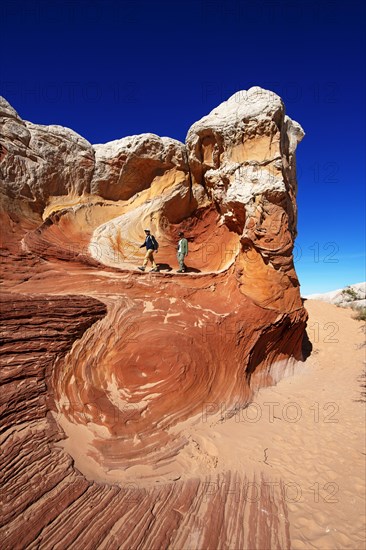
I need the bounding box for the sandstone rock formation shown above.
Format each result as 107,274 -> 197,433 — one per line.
0,99 -> 94,213
186,87 -> 304,311
0,87 -> 306,548
306,281 -> 366,309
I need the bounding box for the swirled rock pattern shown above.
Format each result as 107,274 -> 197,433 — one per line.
1,88 -> 305,548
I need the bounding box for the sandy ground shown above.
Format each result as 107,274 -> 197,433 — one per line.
176,299 -> 366,549
57,299 -> 365,549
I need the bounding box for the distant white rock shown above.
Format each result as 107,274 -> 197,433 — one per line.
305,282 -> 366,309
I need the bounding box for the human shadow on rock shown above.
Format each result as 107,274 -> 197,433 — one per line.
156,263 -> 173,272
184,266 -> 201,273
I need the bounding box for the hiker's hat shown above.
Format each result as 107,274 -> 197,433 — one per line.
178,231 -> 184,236
144,228 -> 150,232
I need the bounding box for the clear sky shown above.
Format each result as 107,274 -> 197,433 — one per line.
1,0 -> 365,294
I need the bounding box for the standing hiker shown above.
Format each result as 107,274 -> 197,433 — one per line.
138,229 -> 159,272
177,231 -> 188,273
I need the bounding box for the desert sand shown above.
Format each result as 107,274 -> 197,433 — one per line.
193,298 -> 365,550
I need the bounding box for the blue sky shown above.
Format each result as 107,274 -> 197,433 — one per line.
1,0 -> 365,294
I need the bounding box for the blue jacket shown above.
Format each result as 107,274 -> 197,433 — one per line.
140,235 -> 157,251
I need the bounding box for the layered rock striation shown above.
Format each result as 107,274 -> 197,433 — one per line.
0,87 -> 305,548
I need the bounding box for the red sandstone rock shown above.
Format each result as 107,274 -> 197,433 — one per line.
0,88 -> 306,548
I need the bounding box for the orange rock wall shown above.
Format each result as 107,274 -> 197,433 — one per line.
0,88 -> 306,547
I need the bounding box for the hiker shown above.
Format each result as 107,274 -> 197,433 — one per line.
177,231 -> 188,273
138,229 -> 159,272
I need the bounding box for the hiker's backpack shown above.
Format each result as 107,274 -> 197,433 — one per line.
151,235 -> 159,251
